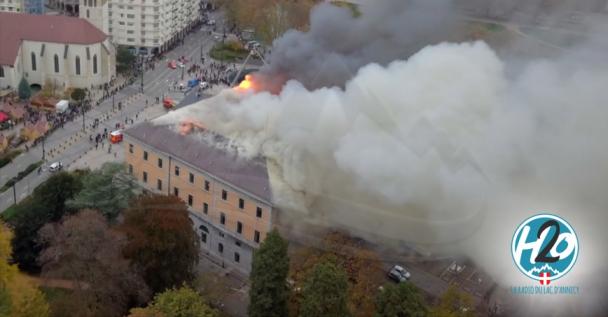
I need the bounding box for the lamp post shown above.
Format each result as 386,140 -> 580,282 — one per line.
140,55 -> 145,93
41,136 -> 45,161
81,100 -> 85,131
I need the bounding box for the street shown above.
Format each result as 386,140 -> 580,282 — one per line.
0,11 -> 228,213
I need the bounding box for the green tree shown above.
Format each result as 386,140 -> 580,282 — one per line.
70,88 -> 86,104
8,172 -> 84,272
0,222 -> 50,317
117,47 -> 136,73
375,283 -> 428,317
121,194 -> 200,293
18,78 -> 31,100
429,285 -> 474,317
248,229 -> 289,317
38,210 -> 150,317
127,285 -> 216,317
299,257 -> 350,317
67,163 -> 139,220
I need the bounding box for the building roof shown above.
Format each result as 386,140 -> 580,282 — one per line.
0,12 -> 107,66
125,121 -> 273,204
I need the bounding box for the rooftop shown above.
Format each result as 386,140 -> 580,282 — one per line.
124,121 -> 273,204
0,12 -> 107,66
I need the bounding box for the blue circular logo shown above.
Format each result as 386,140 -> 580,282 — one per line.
511,214 -> 578,283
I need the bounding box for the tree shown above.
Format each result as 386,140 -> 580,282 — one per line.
248,229 -> 289,317
0,222 -> 50,317
429,285 -> 475,317
18,78 -> 31,100
67,163 -> 140,220
288,232 -> 384,316
70,88 -> 86,104
38,210 -> 150,317
375,283 -> 428,317
117,47 -> 136,73
8,172 -> 84,272
219,0 -> 317,43
299,258 -> 350,317
121,194 -> 200,293
127,285 -> 216,317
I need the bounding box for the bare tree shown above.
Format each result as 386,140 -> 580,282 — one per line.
38,209 -> 150,317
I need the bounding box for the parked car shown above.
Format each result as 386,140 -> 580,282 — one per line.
387,265 -> 411,283
48,161 -> 63,172
199,81 -> 209,89
207,19 -> 216,26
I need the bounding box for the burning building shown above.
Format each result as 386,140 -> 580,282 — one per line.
124,121 -> 274,274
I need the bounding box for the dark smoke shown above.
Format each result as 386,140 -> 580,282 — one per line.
257,0 -> 464,91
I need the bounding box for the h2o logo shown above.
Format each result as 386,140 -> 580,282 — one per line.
511,214 -> 578,284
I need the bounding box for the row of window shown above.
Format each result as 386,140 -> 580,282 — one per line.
201,224 -> 260,246
137,149 -> 263,213
136,168 -> 263,222
41,54 -> 98,75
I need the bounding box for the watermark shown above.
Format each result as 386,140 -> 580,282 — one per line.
510,213 -> 580,295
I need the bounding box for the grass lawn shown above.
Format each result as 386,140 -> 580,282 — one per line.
0,161 -> 43,193
209,43 -> 249,62
0,149 -> 23,168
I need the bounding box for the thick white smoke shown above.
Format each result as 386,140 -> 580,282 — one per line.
156,40 -> 608,314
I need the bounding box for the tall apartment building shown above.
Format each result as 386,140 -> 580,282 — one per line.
0,0 -> 23,12
23,0 -> 45,14
49,0 -> 79,14
124,122 -> 274,274
80,0 -> 201,55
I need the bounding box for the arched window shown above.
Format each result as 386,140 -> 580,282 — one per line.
0,66 -> 4,78
94,0 -> 97,6
31,52 -> 36,71
93,55 -> 98,74
54,54 -> 59,73
75,56 -> 81,75
86,9 -> 89,18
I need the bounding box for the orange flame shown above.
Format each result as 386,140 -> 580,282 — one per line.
236,74 -> 254,91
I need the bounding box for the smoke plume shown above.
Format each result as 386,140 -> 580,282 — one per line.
155,1 -> 608,315
254,0 -> 463,91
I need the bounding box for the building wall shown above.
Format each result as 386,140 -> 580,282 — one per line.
0,47 -> 22,90
0,0 -> 23,12
79,0 -> 109,34
102,0 -> 200,55
7,40 -> 116,90
124,135 -> 273,275
23,0 -> 44,14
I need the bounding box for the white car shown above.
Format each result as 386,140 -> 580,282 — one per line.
199,81 -> 209,89
207,19 -> 216,26
387,265 -> 411,283
48,161 -> 63,172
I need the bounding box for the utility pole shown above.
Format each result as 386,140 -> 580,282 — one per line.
140,55 -> 144,93
12,182 -> 16,205
82,102 -> 85,131
41,136 -> 45,161
112,93 -> 115,111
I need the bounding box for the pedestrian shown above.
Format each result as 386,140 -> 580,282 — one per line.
102,142 -> 104,149
37,166 -> 41,174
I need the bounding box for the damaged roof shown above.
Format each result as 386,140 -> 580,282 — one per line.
124,121 -> 272,204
